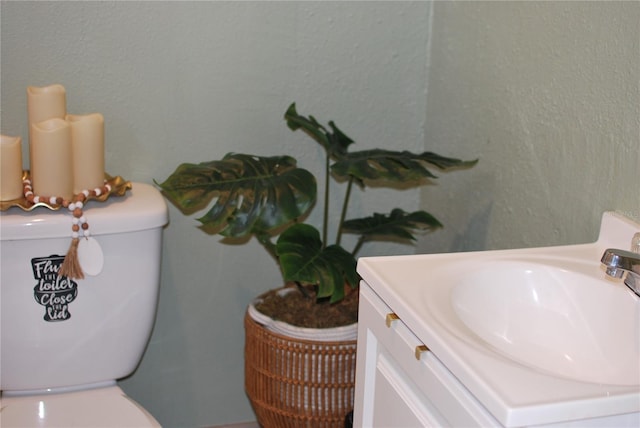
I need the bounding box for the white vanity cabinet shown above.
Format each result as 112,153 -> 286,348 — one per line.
353,213 -> 640,427
353,283 -> 499,427
353,237 -> 640,428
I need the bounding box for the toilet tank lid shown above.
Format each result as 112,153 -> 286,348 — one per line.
0,183 -> 169,240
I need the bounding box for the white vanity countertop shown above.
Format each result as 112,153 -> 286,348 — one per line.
357,213 -> 640,427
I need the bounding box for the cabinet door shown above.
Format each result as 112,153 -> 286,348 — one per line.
354,282 -> 500,427
354,285 -> 447,427
370,351 -> 445,427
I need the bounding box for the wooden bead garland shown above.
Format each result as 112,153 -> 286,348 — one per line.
22,178 -> 112,279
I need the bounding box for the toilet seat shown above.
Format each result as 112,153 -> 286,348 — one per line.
0,385 -> 160,427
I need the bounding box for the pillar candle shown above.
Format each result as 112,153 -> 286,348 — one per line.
0,135 -> 24,201
27,84 -> 67,136
67,113 -> 105,193
27,85 -> 67,187
31,118 -> 73,200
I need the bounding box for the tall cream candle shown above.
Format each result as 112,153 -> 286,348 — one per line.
31,118 -> 73,200
0,135 -> 24,201
27,84 -> 66,136
27,85 -> 67,187
67,113 -> 105,193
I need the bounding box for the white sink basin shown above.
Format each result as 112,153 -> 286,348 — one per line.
449,259 -> 640,386
358,212 -> 640,426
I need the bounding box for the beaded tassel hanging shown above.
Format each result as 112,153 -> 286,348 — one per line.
23,178 -> 111,280
59,196 -> 90,279
60,237 -> 83,279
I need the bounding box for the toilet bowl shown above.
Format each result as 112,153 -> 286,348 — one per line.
1,384 -> 160,427
0,182 -> 168,427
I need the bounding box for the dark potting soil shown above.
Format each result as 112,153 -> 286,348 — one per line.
254,283 -> 359,329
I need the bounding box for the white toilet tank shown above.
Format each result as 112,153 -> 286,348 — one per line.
0,182 -> 168,393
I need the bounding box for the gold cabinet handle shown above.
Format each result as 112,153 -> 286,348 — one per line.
385,313 -> 399,327
415,345 -> 429,360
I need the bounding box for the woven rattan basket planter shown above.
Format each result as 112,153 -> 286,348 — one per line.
244,311 -> 357,428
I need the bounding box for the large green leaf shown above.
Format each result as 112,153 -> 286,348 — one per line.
276,224 -> 358,303
342,209 -> 443,242
157,153 -> 316,237
331,149 -> 478,183
284,103 -> 354,159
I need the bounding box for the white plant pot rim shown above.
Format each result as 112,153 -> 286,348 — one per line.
248,288 -> 357,342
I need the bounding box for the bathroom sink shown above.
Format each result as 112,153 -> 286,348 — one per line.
358,212 -> 640,425
445,258 -> 639,386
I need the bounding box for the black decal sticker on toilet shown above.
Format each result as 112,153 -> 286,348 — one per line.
31,255 -> 78,322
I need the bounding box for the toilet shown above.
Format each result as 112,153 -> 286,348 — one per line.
0,182 -> 168,427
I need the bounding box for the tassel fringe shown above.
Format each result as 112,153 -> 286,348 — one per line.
58,237 -> 85,280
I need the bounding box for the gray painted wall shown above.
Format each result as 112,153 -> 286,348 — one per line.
419,1 -> 639,255
2,2 -> 429,426
2,1 -> 638,427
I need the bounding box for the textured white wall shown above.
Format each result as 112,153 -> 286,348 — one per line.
1,2 -> 431,426
3,2 -> 638,426
418,1 -> 640,254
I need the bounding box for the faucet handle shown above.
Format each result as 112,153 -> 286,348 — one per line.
601,248 -> 637,270
601,247 -> 640,297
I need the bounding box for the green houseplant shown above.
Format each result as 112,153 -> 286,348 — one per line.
157,103 -> 477,427
158,103 -> 476,324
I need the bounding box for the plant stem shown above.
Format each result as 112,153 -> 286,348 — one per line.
256,234 -> 278,262
322,151 -> 330,248
294,281 -> 311,299
336,176 -> 354,246
352,236 -> 366,257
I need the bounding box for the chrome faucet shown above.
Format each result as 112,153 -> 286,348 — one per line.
601,248 -> 640,296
